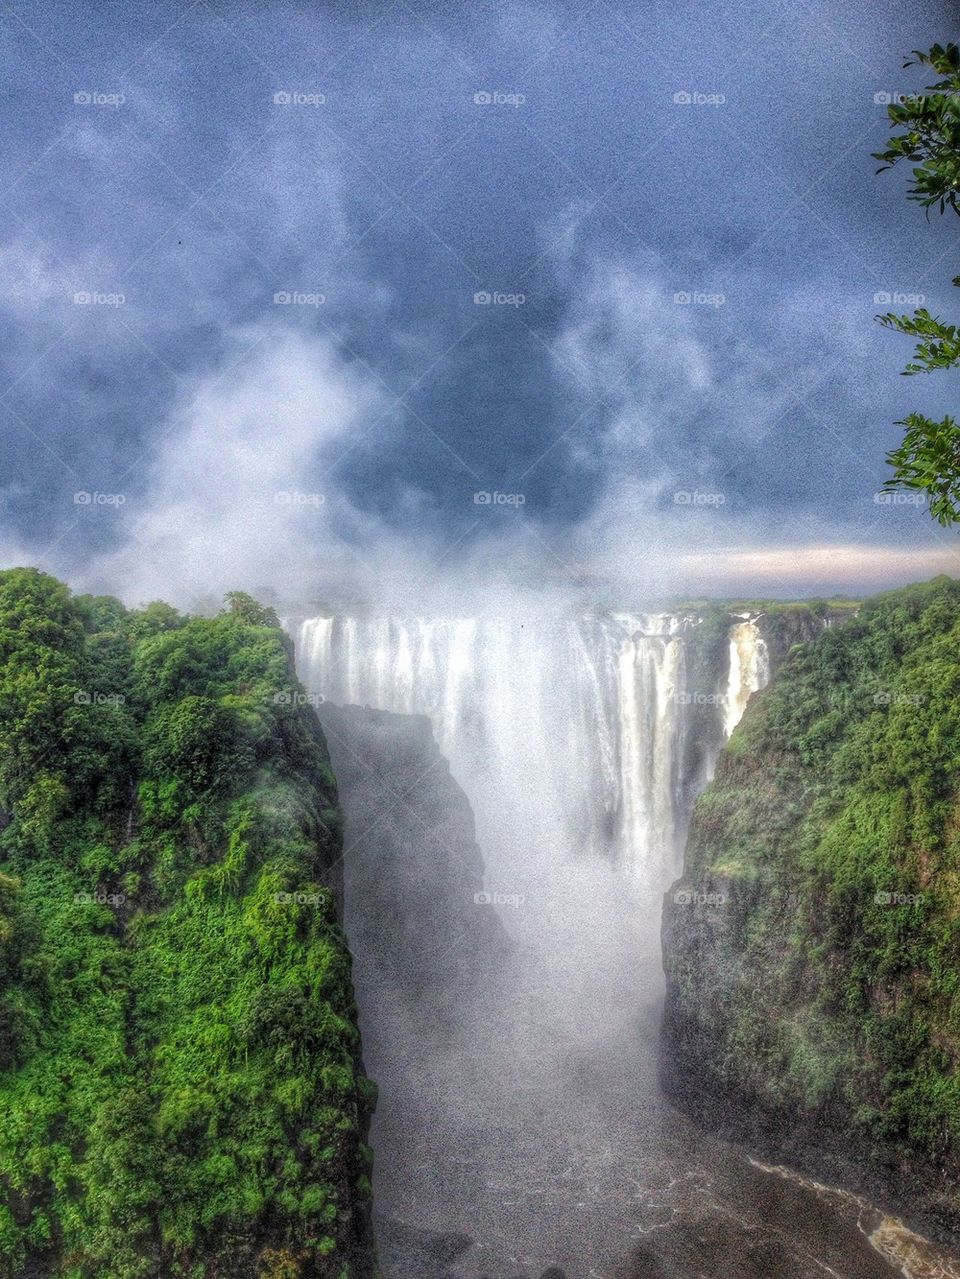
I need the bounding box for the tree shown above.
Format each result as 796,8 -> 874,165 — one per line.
0,573 -> 374,1276
222,591 -> 280,628
874,43 -> 960,524
0,873 -> 22,1068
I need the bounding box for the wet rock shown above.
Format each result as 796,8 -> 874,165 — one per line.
374,1215 -> 473,1277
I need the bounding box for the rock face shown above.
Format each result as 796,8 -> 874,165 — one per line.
662,577 -> 960,1249
316,704 -> 511,1274
318,703 -> 508,1047
670,601 -> 853,845
752,600 -> 857,669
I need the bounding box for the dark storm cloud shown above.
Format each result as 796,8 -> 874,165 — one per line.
0,0 -> 958,598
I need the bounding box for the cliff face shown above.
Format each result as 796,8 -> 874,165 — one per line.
752,599 -> 859,669
316,704 -> 509,1277
0,571 -> 376,1279
673,600 -> 849,825
317,704 -> 507,1049
662,577 -> 960,1246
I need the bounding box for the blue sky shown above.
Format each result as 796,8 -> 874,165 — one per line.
0,0 -> 958,606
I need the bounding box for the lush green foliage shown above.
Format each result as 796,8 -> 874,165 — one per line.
874,43 -> 960,523
881,409 -> 960,526
874,43 -> 960,215
0,569 -> 375,1279
670,576 -> 960,1181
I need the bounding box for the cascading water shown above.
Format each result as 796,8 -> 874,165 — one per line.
286,606 -> 952,1278
291,610 -> 768,883
724,616 -> 770,741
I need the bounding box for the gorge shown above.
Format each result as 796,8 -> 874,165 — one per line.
1,571 -> 958,1279
284,595 -> 959,1276
4,6 -> 959,1275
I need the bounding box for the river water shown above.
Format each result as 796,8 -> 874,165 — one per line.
362,880 -> 960,1279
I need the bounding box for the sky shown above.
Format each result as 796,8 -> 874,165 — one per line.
0,0 -> 958,608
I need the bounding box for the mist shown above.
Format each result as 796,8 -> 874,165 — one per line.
5,304 -> 959,611
294,609 -> 697,1276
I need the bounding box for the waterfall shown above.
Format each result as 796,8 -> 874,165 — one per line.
291,611 -> 766,884
723,618 -> 770,740
617,626 -> 685,875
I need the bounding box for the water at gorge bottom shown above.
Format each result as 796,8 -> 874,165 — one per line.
358,870 -> 960,1279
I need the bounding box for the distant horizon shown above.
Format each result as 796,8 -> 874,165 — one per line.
8,556 -> 956,618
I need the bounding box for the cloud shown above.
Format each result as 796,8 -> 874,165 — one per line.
0,239 -> 75,310
1,247 -> 953,610
0,61 -> 954,611
83,327 -> 397,606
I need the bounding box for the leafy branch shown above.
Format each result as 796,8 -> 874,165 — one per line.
873,43 -> 960,523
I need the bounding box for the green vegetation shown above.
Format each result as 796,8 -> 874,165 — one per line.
671,597 -> 861,615
874,43 -> 960,523
666,576 -> 960,1212
0,569 -> 375,1279
724,598 -> 861,617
